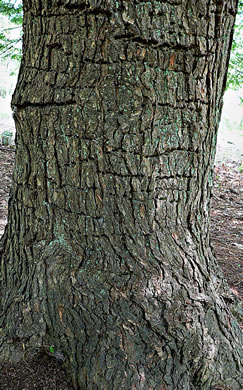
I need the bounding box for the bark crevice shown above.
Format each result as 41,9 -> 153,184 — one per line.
1,0 -> 242,389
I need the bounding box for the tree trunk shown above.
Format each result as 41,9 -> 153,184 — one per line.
0,1 -> 242,389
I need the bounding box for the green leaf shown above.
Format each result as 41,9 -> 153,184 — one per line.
49,345 -> 55,353
226,2 -> 243,90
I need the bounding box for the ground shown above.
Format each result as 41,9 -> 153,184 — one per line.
0,145 -> 242,389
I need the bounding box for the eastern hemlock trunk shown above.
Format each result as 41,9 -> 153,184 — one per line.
0,1 -> 242,389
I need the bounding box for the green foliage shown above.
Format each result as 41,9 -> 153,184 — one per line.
0,130 -> 13,145
0,0 -> 22,61
226,1 -> 243,90
0,0 -> 22,24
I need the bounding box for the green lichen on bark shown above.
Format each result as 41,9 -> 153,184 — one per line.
0,0 -> 242,389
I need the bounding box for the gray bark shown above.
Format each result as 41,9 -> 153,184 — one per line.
0,1 -> 242,389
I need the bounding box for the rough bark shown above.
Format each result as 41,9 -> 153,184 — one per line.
0,1 -> 242,389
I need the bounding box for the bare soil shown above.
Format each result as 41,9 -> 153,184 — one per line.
211,162 -> 243,300
0,145 -> 242,389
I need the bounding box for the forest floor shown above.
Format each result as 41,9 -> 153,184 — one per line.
0,145 -> 242,389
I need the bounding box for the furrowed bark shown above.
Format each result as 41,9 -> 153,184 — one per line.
0,1 -> 242,389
